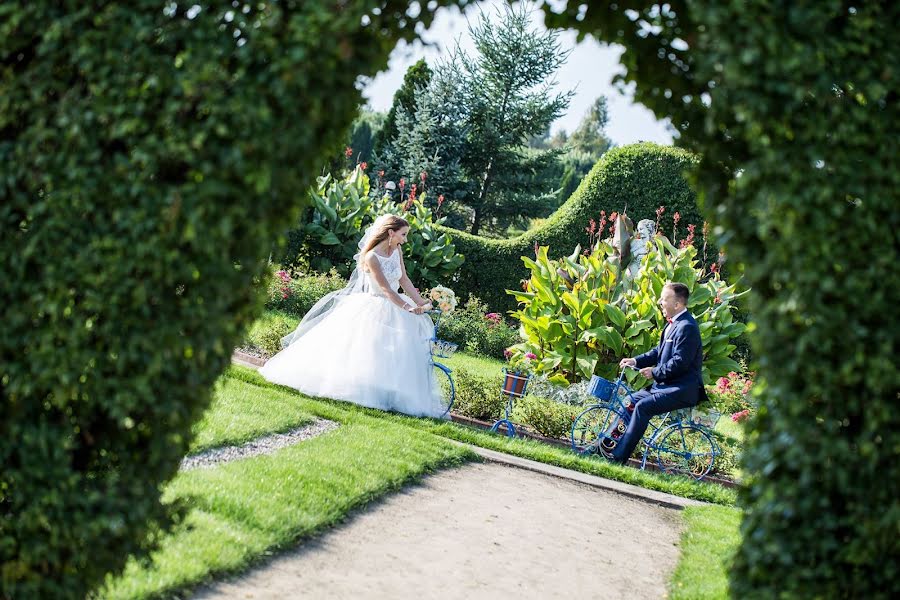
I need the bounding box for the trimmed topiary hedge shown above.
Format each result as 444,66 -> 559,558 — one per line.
444,143 -> 700,312
0,2 -> 471,598
545,1 -> 899,596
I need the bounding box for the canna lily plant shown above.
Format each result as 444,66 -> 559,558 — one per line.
507,235 -> 747,386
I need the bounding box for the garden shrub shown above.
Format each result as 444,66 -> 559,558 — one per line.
512,395 -> 581,439
508,238 -> 747,383
265,268 -> 347,319
436,298 -> 520,359
546,2 -> 899,596
0,1 -> 470,597
280,166 -> 464,285
443,143 -> 702,312
451,369 -> 505,421
243,312 -> 300,358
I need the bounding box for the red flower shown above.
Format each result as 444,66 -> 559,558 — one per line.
399,178 -> 406,190
656,206 -> 665,217
420,171 -> 427,182
344,146 -> 353,158
409,183 -> 417,199
710,263 -> 719,273
609,211 -> 618,223
525,352 -> 537,360
437,194 -> 445,207
673,211 -> 681,224
378,169 -> 385,178
360,161 -> 368,171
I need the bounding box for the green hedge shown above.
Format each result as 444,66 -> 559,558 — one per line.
544,1 -> 899,596
443,143 -> 700,312
0,2 -> 469,598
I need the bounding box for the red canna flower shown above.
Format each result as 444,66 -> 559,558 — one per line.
409,183 -> 417,200
399,178 -> 406,190
344,146 -> 353,158
673,211 -> 681,224
378,169 -> 385,178
360,162 -> 368,171
420,171 -> 427,182
437,194 -> 445,207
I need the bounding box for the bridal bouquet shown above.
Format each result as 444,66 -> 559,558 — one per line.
428,285 -> 458,315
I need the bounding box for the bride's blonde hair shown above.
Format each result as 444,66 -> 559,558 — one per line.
362,215 -> 409,256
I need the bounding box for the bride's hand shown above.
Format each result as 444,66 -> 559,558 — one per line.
420,302 -> 433,311
407,304 -> 426,315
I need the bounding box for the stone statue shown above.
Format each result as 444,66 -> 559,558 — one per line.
626,219 -> 657,277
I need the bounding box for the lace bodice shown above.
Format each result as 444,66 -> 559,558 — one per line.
366,250 -> 402,296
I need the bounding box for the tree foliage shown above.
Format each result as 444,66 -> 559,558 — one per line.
541,1 -> 900,595
372,58 -> 432,159
0,1 -> 472,597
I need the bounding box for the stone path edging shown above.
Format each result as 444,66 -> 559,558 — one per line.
181,418 -> 339,471
458,443 -> 707,510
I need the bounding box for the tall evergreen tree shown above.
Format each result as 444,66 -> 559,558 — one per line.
372,59 -> 432,159
448,3 -> 573,234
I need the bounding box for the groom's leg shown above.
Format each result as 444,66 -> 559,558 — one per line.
611,389 -> 691,462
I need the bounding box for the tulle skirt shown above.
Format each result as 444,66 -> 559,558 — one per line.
259,292 -> 447,418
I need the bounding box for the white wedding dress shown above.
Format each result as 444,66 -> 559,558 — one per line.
259,249 -> 447,418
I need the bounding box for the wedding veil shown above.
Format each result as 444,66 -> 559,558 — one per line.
278,214 -> 391,348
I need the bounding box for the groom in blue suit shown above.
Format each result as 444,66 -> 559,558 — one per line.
605,282 -> 707,463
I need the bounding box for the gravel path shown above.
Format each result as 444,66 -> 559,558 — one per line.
192,461 -> 684,600
180,419 -> 339,471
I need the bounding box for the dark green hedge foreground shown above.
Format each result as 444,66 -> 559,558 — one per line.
0,2 -> 472,598
543,0 -> 899,597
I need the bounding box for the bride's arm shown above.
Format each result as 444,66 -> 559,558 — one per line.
398,249 -> 429,307
364,253 -> 424,313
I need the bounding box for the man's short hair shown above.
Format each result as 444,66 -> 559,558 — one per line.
665,282 -> 690,305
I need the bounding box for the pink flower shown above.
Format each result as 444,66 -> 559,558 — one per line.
399,178 -> 406,190
420,171 -> 427,182
503,349 -> 513,359
525,352 -> 537,360
673,211 -> 681,224
731,409 -> 751,423
656,206 -> 665,217
344,146 -> 353,158
360,161 -> 368,171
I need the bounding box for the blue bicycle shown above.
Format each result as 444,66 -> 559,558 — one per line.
428,310 -> 457,418
571,367 -> 720,480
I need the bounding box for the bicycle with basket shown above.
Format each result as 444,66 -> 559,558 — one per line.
428,309 -> 458,418
570,366 -> 721,480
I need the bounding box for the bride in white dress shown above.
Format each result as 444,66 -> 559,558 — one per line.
260,214 -> 448,418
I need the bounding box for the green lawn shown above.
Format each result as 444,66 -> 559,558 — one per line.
669,505 -> 742,599
189,377 -> 315,453
102,361 -> 740,598
441,350 -> 506,379
101,374 -> 475,599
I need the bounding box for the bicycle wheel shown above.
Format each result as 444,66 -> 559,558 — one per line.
651,423 -> 717,480
433,362 -> 454,417
570,403 -> 627,455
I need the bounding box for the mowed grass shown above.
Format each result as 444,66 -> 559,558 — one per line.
226,365 -> 738,506
189,377 -> 315,454
101,374 -> 475,600
440,350 -> 506,380
669,505 -> 742,599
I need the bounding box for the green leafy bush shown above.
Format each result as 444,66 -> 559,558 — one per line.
243,312 -> 300,358
265,268 -> 347,318
441,143 -> 702,311
437,298 -> 520,359
282,165 -> 464,285
0,1 -> 470,597
508,237 -> 747,384
512,395 -> 581,439
452,369 -> 505,421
